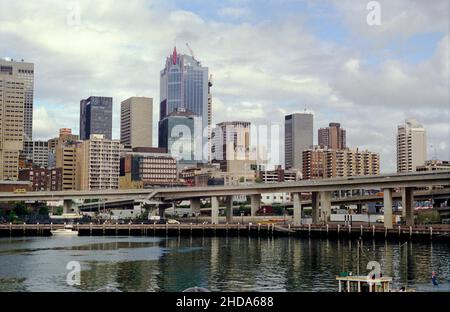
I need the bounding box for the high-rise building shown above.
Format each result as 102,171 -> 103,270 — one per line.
397,119 -> 427,173
76,134 -> 120,190
284,112 -> 313,171
79,96 -> 113,140
159,47 -> 209,162
0,68 -> 25,180
159,107 -> 197,166
120,97 -> 153,148
30,141 -> 49,168
56,140 -> 81,190
302,146 -> 380,179
416,159 -> 450,172
0,59 -> 34,143
211,121 -> 252,172
318,122 -> 346,149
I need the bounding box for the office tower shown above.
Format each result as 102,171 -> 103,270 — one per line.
48,128 -> 79,170
318,122 -> 346,149
158,107 -> 197,166
159,47 -> 209,162
0,69 -> 25,180
302,146 -> 380,179
119,147 -> 177,189
56,140 -> 81,190
211,121 -> 252,172
77,134 -> 120,190
0,59 -> 34,143
30,141 -> 49,168
79,96 -> 113,140
120,97 -> 153,148
397,119 -> 427,173
284,112 -> 313,171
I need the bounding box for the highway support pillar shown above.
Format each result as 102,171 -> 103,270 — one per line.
402,187 -> 414,226
250,194 -> 261,217
293,192 -> 302,226
383,188 -> 393,229
211,196 -> 219,224
63,199 -> 72,214
225,196 -> 233,223
320,191 -> 332,224
191,198 -> 201,215
312,192 -> 320,224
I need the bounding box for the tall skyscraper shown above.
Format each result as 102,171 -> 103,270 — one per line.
79,96 -> 113,140
76,134 -> 120,190
397,119 -> 427,173
284,112 -> 313,171
120,97 -> 153,148
159,47 -> 209,162
0,59 -> 34,143
318,122 -> 346,149
0,68 -> 25,180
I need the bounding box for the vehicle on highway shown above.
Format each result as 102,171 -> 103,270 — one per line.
376,215 -> 384,223
13,188 -> 27,194
167,219 -> 180,224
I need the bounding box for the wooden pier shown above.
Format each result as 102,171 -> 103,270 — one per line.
0,222 -> 449,242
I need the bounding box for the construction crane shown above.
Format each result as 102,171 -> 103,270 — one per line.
186,42 -> 197,61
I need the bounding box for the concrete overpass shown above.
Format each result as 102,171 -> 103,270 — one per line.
1,171 -> 449,229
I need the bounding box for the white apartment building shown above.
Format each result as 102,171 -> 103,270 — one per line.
77,134 -> 120,190
397,119 -> 427,173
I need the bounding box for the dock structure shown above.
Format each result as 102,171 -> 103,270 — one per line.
1,223 -> 449,242
0,171 -> 449,229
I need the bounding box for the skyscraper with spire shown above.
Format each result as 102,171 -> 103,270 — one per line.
159,47 -> 210,163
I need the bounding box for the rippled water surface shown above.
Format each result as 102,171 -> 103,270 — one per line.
0,236 -> 449,292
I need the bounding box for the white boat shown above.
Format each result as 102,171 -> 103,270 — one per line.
51,224 -> 79,236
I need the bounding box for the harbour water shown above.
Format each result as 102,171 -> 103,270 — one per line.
0,236 -> 449,292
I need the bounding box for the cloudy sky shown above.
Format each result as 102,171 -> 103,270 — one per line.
0,0 -> 448,172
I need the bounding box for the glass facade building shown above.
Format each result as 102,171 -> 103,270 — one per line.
158,108 -> 197,165
80,96 -> 113,140
159,47 -> 209,163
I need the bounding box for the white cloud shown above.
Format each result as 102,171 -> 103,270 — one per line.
0,0 -> 448,172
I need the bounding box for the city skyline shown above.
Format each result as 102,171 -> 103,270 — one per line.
0,0 -> 448,173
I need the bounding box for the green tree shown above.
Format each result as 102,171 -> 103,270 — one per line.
13,202 -> 28,216
38,206 -> 49,216
255,177 -> 263,183
8,210 -> 17,222
56,206 -> 64,216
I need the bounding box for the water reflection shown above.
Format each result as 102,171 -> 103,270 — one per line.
0,236 -> 448,292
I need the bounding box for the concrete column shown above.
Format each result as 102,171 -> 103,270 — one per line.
293,192 -> 302,226
190,198 -> 201,214
225,196 -> 233,223
383,188 -> 393,229
311,192 -> 320,224
158,205 -> 166,219
250,194 -> 261,216
211,196 -> 219,224
63,199 -> 72,213
320,191 -> 332,224
402,187 -> 414,226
